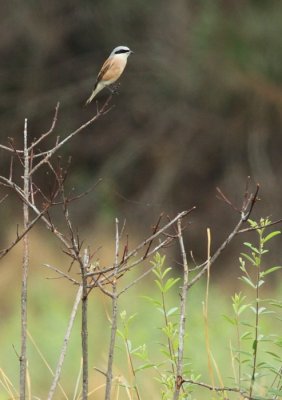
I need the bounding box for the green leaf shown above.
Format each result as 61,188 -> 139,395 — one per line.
244,242 -> 260,254
117,329 -> 125,340
263,230 -> 281,243
135,363 -> 155,372
241,252 -> 255,264
222,315 -> 236,325
260,266 -> 282,277
141,295 -> 162,308
167,307 -> 178,316
257,279 -> 265,287
163,277 -> 180,292
162,267 -> 172,278
127,339 -> 132,352
240,276 -> 256,288
241,331 -> 252,340
266,351 -> 281,360
238,304 -> 250,315
155,280 -> 164,292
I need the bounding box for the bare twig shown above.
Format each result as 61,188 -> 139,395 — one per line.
47,285 -> 83,400
237,217 -> 282,234
143,213 -> 163,259
182,378 -> 267,400
29,96 -> 112,176
81,249 -> 89,400
188,188 -> 259,289
20,118 -> 29,400
98,237 -> 173,289
216,187 -> 239,212
117,259 -> 164,297
29,103 -> 60,152
43,264 -> 79,285
0,194 -> 8,205
0,206 -> 49,260
86,210 -> 190,280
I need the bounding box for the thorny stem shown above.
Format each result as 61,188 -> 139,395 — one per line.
20,118 -> 29,400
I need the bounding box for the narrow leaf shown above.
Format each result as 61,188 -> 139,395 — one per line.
263,230 -> 281,243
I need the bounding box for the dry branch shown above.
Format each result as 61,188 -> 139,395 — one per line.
20,119 -> 29,400
47,285 -> 83,400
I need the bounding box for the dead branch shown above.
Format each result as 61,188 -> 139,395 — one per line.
47,285 -> 83,400
182,378 -> 272,400
20,118 -> 29,400
29,96 -> 112,175
188,185 -> 260,289
29,102 -> 60,152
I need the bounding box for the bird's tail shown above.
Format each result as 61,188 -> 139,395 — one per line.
85,82 -> 103,105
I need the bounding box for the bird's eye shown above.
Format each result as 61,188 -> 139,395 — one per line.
115,49 -> 129,54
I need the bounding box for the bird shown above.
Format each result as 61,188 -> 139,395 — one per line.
86,46 -> 133,104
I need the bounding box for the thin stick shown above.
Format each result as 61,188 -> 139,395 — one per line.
173,218 -> 189,400
29,103 -> 60,152
0,206 -> 49,260
86,211 -> 190,279
203,228 -> 214,388
47,285 -> 83,400
105,218 -> 120,400
20,118 -> 29,400
43,263 -> 80,285
182,379 -> 262,399
188,192 -> 257,289
29,97 -> 111,176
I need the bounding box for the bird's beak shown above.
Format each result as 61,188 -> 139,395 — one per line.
130,50 -> 134,54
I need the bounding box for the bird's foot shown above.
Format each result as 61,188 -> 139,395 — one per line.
109,83 -> 121,95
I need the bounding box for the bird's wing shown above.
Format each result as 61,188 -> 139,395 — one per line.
96,57 -> 114,85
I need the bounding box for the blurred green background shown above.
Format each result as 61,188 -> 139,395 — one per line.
0,1 -> 282,398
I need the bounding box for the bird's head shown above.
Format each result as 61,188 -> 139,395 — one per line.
110,46 -> 133,58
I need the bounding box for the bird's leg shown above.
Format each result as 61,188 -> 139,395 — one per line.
106,86 -> 115,94
109,82 -> 121,95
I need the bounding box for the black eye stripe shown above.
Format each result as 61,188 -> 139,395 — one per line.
115,49 -> 129,54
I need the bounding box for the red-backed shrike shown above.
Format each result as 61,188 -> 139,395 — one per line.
86,46 -> 133,104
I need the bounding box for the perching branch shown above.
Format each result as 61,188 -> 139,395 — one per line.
29,95 -> 112,175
